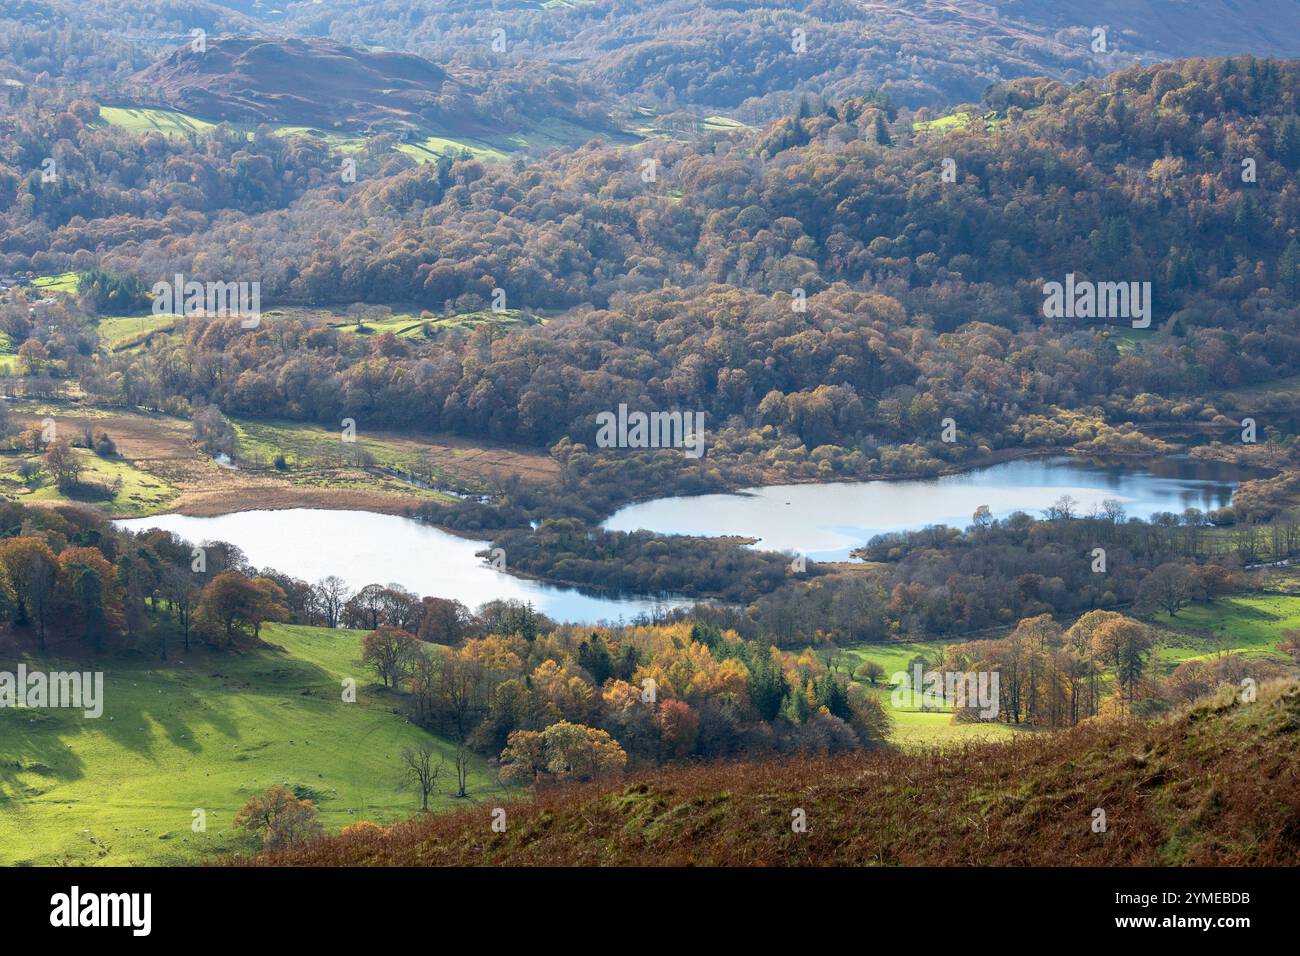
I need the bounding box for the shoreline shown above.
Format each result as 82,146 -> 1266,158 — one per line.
102,442 -> 1269,528
98,445 -> 1272,604
591,444 -> 1210,514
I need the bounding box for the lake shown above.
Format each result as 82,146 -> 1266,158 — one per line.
114,509 -> 688,624
601,455 -> 1263,561
116,456 -> 1261,622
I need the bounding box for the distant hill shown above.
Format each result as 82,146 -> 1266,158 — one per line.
251,681 -> 1300,866
1001,0 -> 1300,59
129,37 -> 472,133
0,0 -> 262,85
254,0 -> 1300,116
14,2 -> 1300,117
124,35 -> 621,141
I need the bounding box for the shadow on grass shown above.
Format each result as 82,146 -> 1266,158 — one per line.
0,637 -> 348,799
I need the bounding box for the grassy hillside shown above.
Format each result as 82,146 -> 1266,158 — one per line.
0,624 -> 508,866
817,639 -> 1024,747
1150,594 -> 1300,669
96,103 -> 635,166
5,588 -> 1296,867
0,445 -> 178,517
116,36 -> 635,162
316,307 -> 537,339
31,272 -> 79,294
3,397 -> 559,517
97,106 -> 218,137
812,590 -> 1300,745
252,680 -> 1300,866
94,313 -> 179,352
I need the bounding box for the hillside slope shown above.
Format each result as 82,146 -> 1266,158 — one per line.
253,682 -> 1300,866
1001,0 -> 1300,59
0,624 -> 507,866
130,36 -> 467,131
124,35 -> 620,141
265,0 -> 1300,114
11,1 -> 1300,115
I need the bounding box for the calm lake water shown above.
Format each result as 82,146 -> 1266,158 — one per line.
601,456 -> 1262,561
114,509 -> 688,624
116,456 -> 1261,621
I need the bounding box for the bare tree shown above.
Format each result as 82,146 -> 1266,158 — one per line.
191,404 -> 238,460
314,575 -> 350,628
25,552 -> 56,650
1043,494 -> 1077,521
400,743 -> 444,812
453,741 -> 472,799
165,564 -> 200,653
438,653 -> 486,744
1138,562 -> 1197,617
42,437 -> 83,491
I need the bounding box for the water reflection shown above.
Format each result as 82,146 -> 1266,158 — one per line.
114,509 -> 688,624
602,455 -> 1266,561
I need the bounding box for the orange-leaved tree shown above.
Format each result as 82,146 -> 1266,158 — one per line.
233,786 -> 322,850
195,572 -> 288,647
0,536 -> 58,649
361,625 -> 421,688
499,720 -> 626,785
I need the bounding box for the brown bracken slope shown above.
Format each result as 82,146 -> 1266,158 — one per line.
129,35 -> 495,133
250,682 -> 1300,867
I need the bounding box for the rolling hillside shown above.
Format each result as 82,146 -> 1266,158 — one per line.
130,36 -> 463,130
266,0 -> 1300,114
1001,0 -> 1300,59
11,0 -> 1300,116
252,680 -> 1300,866
0,624 -> 508,866
123,34 -> 625,147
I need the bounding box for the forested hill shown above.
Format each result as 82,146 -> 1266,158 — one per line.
72,56 -> 1300,321
0,0 -> 260,83
8,57 -> 1300,469
268,0 -> 1300,116
9,1 -> 1300,116
1000,0 -> 1300,59
249,681 -> 1300,866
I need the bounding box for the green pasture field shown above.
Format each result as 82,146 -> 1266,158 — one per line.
0,623 -> 507,866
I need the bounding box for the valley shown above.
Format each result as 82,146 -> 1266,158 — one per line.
2,0 -> 1300,902
6,587 -> 1298,866
0,399 -> 559,518
0,623 -> 509,866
